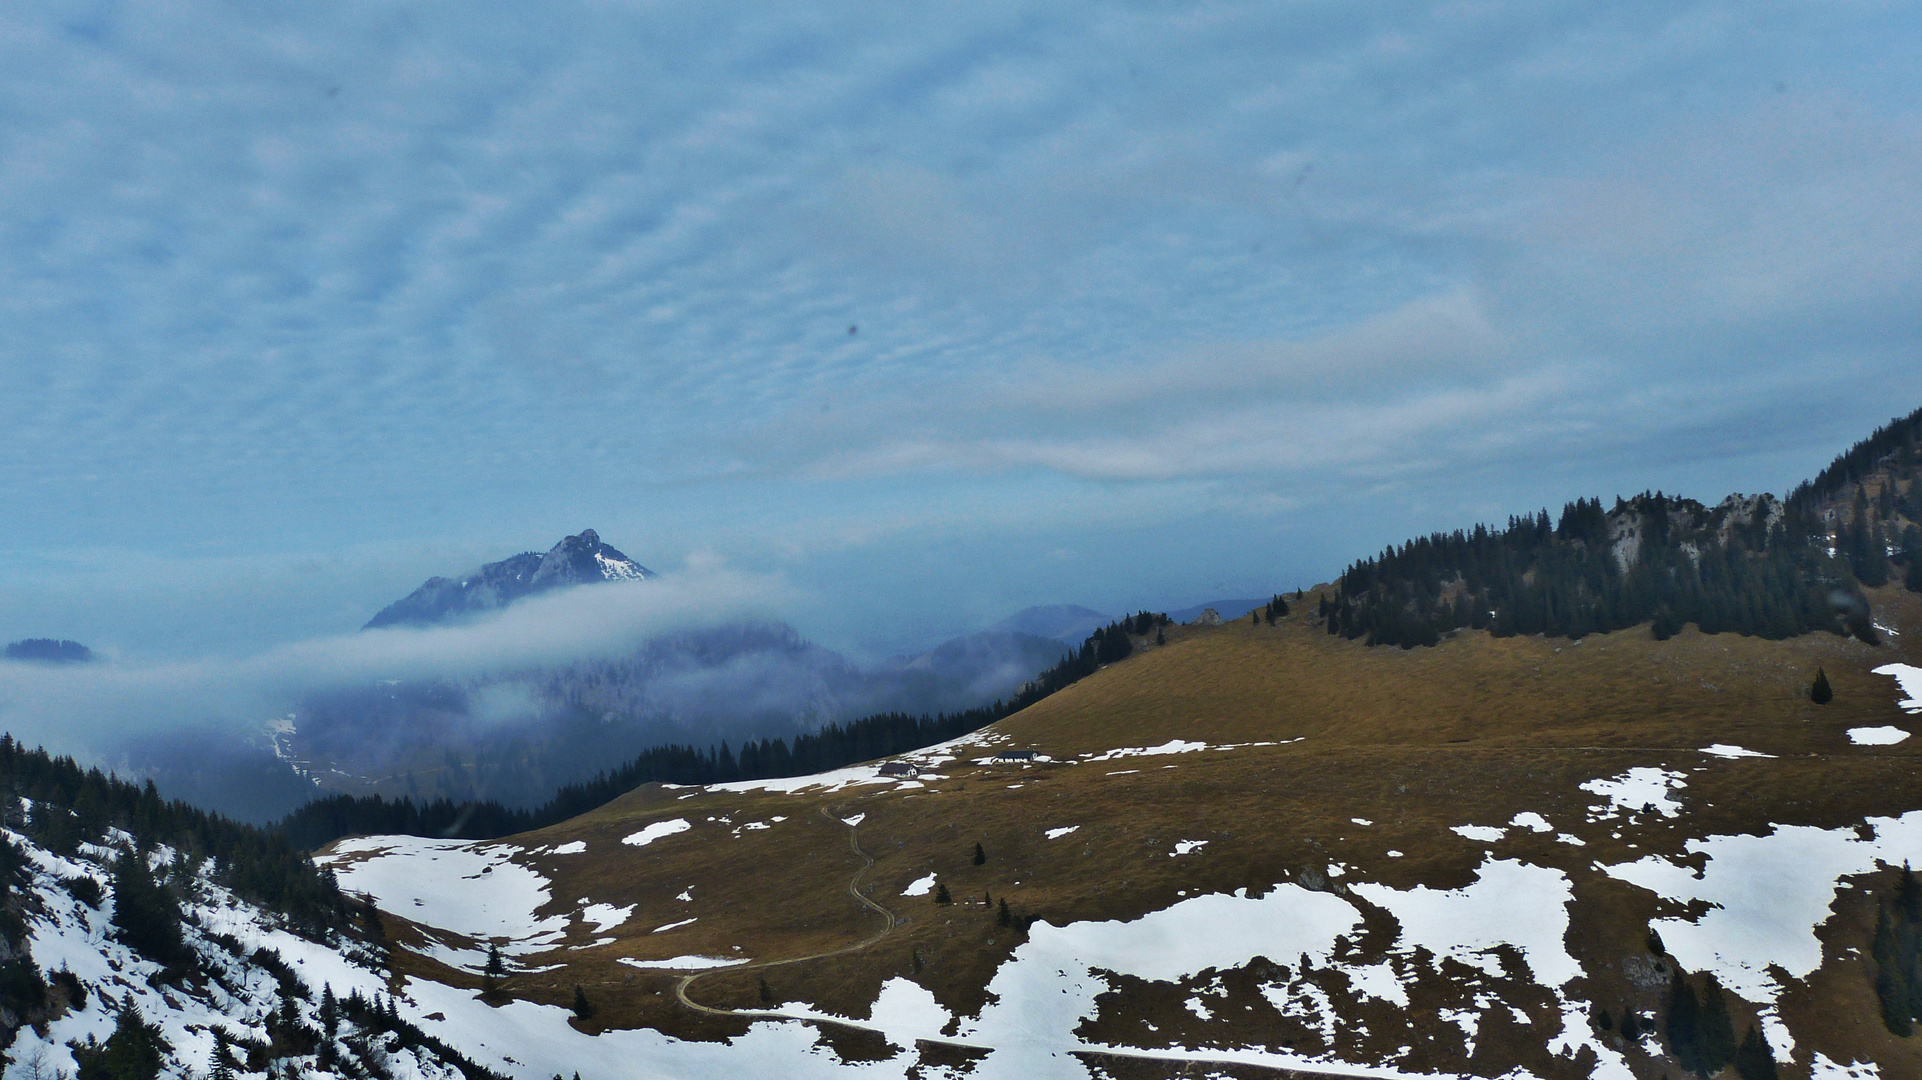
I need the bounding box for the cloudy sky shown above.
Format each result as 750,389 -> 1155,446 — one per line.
3,0 -> 1920,659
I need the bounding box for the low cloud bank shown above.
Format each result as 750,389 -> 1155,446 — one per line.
0,562 -> 790,763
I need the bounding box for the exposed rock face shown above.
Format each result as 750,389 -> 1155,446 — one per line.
363,529 -> 655,629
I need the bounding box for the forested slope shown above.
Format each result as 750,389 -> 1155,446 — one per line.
1324,406 -> 1922,648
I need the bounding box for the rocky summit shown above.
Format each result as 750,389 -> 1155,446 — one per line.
362,529 -> 656,630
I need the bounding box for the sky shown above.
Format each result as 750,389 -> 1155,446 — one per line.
3,0 -> 1922,663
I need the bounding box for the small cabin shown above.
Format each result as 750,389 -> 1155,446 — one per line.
878,762 -> 920,777
994,750 -> 1038,762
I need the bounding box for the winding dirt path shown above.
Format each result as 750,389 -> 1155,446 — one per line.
671,804 -> 900,1022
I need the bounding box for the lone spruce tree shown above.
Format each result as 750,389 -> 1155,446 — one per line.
572,984 -> 596,1020
1811,667 -> 1834,704
973,842 -> 986,866
483,941 -> 505,993
1734,1025 -> 1779,1080
934,882 -> 953,905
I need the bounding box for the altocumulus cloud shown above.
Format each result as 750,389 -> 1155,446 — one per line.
0,0 -> 1920,653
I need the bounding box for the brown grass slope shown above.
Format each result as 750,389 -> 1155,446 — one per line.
370,586 -> 1922,1079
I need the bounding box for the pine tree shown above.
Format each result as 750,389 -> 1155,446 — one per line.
72,1004 -> 169,1080
109,848 -> 186,968
973,842 -> 986,866
758,977 -> 777,1004
210,1028 -> 235,1080
1698,974 -> 1737,1075
572,984 -> 596,1020
934,882 -> 952,905
1156,629 -> 1165,646
1591,1003 -> 1612,1031
1907,554 -> 1922,593
1648,928 -> 1666,955
483,941 -> 505,994
276,987 -> 300,1035
1734,1025 -> 1778,1080
997,898 -> 1011,927
320,984 -> 339,1039
1666,971 -> 1701,1075
1812,667 -> 1834,704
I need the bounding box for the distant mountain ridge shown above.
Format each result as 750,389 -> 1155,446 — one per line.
364,528 -> 654,629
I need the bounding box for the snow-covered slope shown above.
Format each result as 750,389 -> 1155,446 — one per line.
0,826 -> 501,1080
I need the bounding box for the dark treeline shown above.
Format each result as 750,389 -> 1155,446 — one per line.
278,614 -> 1171,850
1873,864 -> 1922,1037
3,638 -> 95,664
0,735 -> 347,933
1321,406 -> 1922,649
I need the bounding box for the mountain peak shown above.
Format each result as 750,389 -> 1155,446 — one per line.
363,530 -> 656,630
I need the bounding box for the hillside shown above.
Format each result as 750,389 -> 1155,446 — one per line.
0,742 -> 508,1080
308,583 -> 1922,1079
1328,407 -> 1922,648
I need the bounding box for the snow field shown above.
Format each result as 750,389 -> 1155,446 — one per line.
901,873 -> 936,897
1603,812 -> 1922,1009
1044,826 -> 1079,840
319,837 -> 568,955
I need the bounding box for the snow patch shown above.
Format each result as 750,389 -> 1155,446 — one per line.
1875,663 -> 1922,713
1044,826 -> 1080,840
902,873 -> 936,897
1701,744 -> 1774,759
1509,812 -> 1553,833
622,819 -> 692,847
580,903 -> 634,933
615,955 -> 747,970
1171,840 -> 1208,856
1849,726 -> 1911,746
1582,767 -> 1685,820
1452,825 -> 1505,843
549,841 -> 586,854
